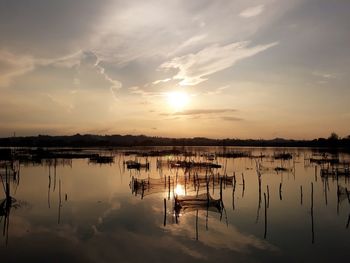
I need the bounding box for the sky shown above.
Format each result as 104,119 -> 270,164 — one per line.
0,0 -> 349,139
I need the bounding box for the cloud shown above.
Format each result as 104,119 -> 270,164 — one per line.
160,109 -> 237,117
312,71 -> 337,79
221,116 -> 243,122
128,86 -> 162,97
0,50 -> 35,87
160,41 -> 278,86
160,108 -> 244,122
39,50 -> 85,68
205,85 -> 230,95
312,71 -> 337,85
167,34 -> 208,57
0,49 -> 122,96
48,50 -> 122,98
46,93 -> 74,112
239,5 -> 265,18
152,78 -> 171,85
95,63 -> 122,100
175,109 -> 236,115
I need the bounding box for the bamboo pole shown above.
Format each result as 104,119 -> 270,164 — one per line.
220,177 -> 223,201
242,173 -> 245,198
264,192 -> 267,239
315,166 -> 318,182
232,184 -> 235,211
258,176 -> 262,206
311,182 -> 314,244
163,198 -> 166,227
168,175 -> 171,200
196,210 -> 199,241
324,179 -> 328,206
337,184 -> 340,215
279,183 -> 282,201
58,179 -> 62,224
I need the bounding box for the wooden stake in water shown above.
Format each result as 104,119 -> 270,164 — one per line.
267,185 -> 270,208
163,198 -> 167,227
141,181 -> 145,200
232,177 -> 236,211
195,210 -> 199,241
337,184 -> 340,215
300,185 -> 303,206
168,176 -> 171,200
220,177 -> 223,201
311,182 -> 315,244
264,192 -> 267,239
242,173 -> 245,198
315,166 -> 318,182
324,178 -> 328,206
206,178 -> 209,202
258,176 -> 262,206
279,183 -> 282,201
58,179 -> 62,224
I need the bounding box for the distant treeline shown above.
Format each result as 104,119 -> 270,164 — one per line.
0,133 -> 349,149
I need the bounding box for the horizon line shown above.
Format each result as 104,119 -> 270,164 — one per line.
0,132 -> 346,141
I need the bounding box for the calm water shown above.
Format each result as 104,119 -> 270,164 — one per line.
1,147 -> 349,262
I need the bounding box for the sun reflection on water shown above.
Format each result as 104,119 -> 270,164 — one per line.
174,184 -> 185,196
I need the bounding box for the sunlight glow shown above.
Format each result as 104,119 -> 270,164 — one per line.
174,184 -> 185,196
166,91 -> 190,111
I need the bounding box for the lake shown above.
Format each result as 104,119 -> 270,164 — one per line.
0,147 -> 349,262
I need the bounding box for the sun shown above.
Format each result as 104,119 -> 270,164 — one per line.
166,91 -> 190,110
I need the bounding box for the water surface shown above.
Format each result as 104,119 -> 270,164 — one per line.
0,147 -> 349,262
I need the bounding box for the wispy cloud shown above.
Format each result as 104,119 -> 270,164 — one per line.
0,50 -> 35,87
167,34 -> 208,57
221,116 -> 243,122
48,50 -> 122,99
160,108 -> 243,122
162,108 -> 237,116
160,41 -> 278,86
46,93 -> 74,112
176,109 -> 237,116
152,78 -> 171,85
0,48 -> 122,98
239,5 -> 265,18
40,50 -> 85,68
312,71 -> 337,79
312,71 -> 337,85
128,86 -> 164,98
51,50 -> 123,94
95,62 -> 122,100
205,85 -> 230,95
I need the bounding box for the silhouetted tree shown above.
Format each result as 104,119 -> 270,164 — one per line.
327,132 -> 340,148
328,132 -> 339,140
